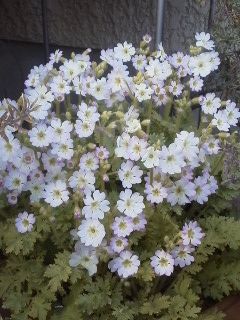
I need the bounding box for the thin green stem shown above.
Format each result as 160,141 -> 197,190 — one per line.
55,101 -> 60,117
146,101 -> 153,135
150,168 -> 154,185
163,100 -> 172,120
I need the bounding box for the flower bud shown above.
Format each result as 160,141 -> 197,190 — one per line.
218,132 -> 230,140
66,111 -> 72,121
107,122 -> 117,129
189,45 -> 202,56
115,111 -> 125,119
141,119 -> 151,126
123,280 -> 131,287
87,143 -> 96,150
39,206 -> 47,215
136,129 -> 147,139
74,208 -> 81,220
101,111 -> 112,121
102,163 -> 111,171
133,72 -> 144,84
49,216 -> 56,222
103,174 -> 109,182
67,159 -> 75,169
96,68 -> 105,78
191,97 -> 201,105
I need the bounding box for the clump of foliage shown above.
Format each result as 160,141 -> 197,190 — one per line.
0,33 -> 240,319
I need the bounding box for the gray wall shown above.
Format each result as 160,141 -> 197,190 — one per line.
0,0 -> 212,99
0,0 -> 158,48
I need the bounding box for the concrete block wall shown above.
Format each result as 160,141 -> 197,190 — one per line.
0,0 -> 211,98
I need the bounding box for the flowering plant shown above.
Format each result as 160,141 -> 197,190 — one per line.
0,32 -> 240,320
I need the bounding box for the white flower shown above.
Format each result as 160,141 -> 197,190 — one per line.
174,131 -> 199,161
15,147 -> 39,174
200,93 -> 221,115
118,160 -> 143,188
51,139 -> 74,160
168,81 -> 183,97
100,48 -> 116,65
167,179 -> 196,206
45,170 -> 67,183
132,55 -> 147,71
181,221 -> 204,247
28,123 -> 51,147
27,181 -> 45,203
90,78 -> 109,100
115,133 -> 131,159
189,76 -> 204,92
117,189 -> 145,218
72,76 -> 83,94
68,170 -> 95,193
207,51 -> 220,71
169,52 -> 189,69
205,173 -> 218,194
189,53 -> 213,78
124,105 -> 139,122
15,211 -> 36,233
125,119 -> 141,133
142,146 -> 160,168
128,136 -> 148,161
75,119 -> 95,138
79,152 -> 99,172
27,85 -> 54,120
145,181 -> 168,204
110,237 -> 128,253
49,49 -> 62,63
156,42 -> 167,61
77,102 -> 100,123
42,151 -> 64,172
82,190 -> 110,219
171,245 -> 194,268
107,67 -> 129,93
0,134 -> 21,163
4,170 -> 27,192
131,213 -> 147,231
50,75 -> 71,95
110,250 -> 140,278
203,137 -> 220,155
114,42 -> 136,62
134,83 -> 153,102
195,32 -> 214,50
60,59 -> 81,80
225,101 -> 240,126
112,216 -> 133,237
151,250 -> 174,276
69,244 -> 98,276
44,180 -> 69,207
48,119 -> 73,143
211,110 -> 230,131
190,176 -> 211,204
159,143 -> 185,174
146,59 -> 172,81
78,219 -> 105,247
124,106 -> 141,133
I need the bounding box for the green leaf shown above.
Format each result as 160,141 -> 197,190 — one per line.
44,251 -> 72,293
140,294 -> 170,315
28,296 -> 51,320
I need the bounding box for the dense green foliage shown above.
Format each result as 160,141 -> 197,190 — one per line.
1,119 -> 240,319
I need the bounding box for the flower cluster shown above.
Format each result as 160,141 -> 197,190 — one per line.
151,221 -> 204,277
1,32 -> 239,279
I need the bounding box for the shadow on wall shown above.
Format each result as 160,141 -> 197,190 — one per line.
0,40 -> 100,100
